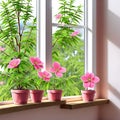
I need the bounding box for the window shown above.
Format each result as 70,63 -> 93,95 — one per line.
37,0 -> 96,96
0,0 -> 96,101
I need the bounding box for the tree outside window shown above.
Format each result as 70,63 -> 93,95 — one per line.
51,0 -> 85,96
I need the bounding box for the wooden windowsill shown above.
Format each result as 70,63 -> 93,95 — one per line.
0,97 -> 109,114
60,99 -> 109,109
0,100 -> 66,115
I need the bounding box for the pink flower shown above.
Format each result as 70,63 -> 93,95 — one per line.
50,62 -> 66,77
0,46 -> 5,52
70,30 -> 80,36
8,58 -> 21,68
38,71 -> 52,82
81,72 -> 100,88
55,13 -> 62,20
30,57 -> 43,70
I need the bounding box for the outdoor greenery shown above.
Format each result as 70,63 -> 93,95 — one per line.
0,0 -> 84,101
51,0 -> 84,96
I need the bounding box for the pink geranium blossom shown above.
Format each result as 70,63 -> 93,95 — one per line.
70,30 -> 80,36
81,72 -> 100,88
50,62 -> 66,77
0,46 -> 5,52
8,58 -> 21,68
38,71 -> 52,82
29,57 -> 43,70
55,13 -> 62,20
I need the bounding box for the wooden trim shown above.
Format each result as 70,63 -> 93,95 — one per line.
0,100 -> 65,115
60,99 -> 109,109
62,95 -> 82,102
0,98 -> 109,114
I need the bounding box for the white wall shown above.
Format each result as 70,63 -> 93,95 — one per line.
96,0 -> 120,120
0,106 -> 98,120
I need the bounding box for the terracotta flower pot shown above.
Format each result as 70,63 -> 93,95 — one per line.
30,90 -> 44,103
47,90 -> 62,101
11,89 -> 29,104
81,90 -> 95,102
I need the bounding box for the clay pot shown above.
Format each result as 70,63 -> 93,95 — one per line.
30,90 -> 44,103
81,90 -> 95,102
47,90 -> 62,101
11,89 -> 29,104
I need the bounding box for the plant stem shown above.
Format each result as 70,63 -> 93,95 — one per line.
17,11 -> 22,53
53,74 -> 56,90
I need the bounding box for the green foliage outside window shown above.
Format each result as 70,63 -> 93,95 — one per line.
52,0 -> 84,96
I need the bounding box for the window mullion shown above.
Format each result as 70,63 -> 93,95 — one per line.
52,23 -> 86,29
84,0 -> 88,73
92,0 -> 96,74
37,0 -> 52,70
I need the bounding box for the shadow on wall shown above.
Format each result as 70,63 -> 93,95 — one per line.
97,0 -> 120,120
108,84 -> 120,101
106,7 -> 120,47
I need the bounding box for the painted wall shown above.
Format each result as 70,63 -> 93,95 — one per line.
96,0 -> 120,120
0,106 -> 98,120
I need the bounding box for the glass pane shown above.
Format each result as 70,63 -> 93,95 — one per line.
52,0 -> 84,25
0,0 -> 37,101
52,0 -> 85,96
32,0 -> 36,17
52,25 -> 85,96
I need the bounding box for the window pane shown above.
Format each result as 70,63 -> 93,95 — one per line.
52,25 -> 85,96
52,0 -> 84,25
52,0 -> 85,96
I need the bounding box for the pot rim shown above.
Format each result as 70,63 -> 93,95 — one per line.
47,89 -> 62,93
11,89 -> 29,93
81,90 -> 95,94
30,90 -> 44,93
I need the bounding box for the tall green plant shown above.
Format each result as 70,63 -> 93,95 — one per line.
0,0 -> 36,100
58,0 -> 83,24
52,0 -> 83,57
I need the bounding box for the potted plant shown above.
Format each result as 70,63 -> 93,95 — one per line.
80,72 -> 100,101
7,58 -> 32,104
0,0 -> 36,104
29,57 -> 52,103
47,62 -> 66,101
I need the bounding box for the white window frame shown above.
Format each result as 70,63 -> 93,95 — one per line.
37,0 -> 52,70
37,0 -> 96,73
85,0 -> 96,73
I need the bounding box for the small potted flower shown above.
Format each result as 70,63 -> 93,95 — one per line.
8,58 -> 32,104
47,62 -> 66,101
0,0 -> 36,104
7,56 -> 52,104
80,72 -> 100,101
29,57 -> 52,103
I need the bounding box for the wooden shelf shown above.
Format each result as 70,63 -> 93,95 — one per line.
60,99 -> 109,109
0,100 -> 66,115
0,98 -> 109,114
